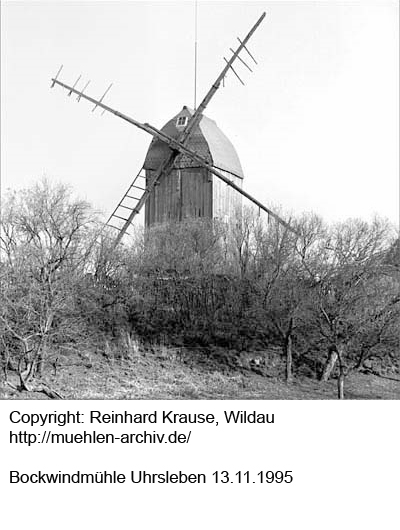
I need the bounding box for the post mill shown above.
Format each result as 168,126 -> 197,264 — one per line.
50,11 -> 296,248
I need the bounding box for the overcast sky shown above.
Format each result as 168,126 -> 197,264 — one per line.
1,0 -> 398,226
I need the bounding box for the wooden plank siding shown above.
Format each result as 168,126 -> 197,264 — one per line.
145,167 -> 212,226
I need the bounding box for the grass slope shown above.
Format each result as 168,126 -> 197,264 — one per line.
1,349 -> 399,400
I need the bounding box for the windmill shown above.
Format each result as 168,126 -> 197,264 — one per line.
50,11 -> 296,249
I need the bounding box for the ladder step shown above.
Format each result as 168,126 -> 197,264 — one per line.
112,214 -> 130,221
131,184 -> 145,191
126,195 -> 141,200
118,204 -> 135,211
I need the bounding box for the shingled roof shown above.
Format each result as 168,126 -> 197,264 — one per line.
143,106 -> 244,179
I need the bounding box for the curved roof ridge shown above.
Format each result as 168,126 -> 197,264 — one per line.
198,114 -> 244,178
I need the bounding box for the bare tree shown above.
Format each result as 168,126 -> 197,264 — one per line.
0,179 -> 98,396
299,217 -> 398,398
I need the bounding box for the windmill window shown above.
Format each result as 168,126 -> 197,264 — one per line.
176,116 -> 188,127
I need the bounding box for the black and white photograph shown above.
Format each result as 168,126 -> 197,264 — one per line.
1,0 -> 399,400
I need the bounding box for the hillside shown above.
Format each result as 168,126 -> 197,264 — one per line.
1,347 -> 399,400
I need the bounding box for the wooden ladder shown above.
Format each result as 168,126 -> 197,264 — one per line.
106,166 -> 147,235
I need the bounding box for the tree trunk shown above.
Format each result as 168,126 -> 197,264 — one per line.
284,317 -> 294,384
336,343 -> 346,400
285,334 -> 293,384
321,346 -> 338,381
337,372 -> 345,399
35,351 -> 43,375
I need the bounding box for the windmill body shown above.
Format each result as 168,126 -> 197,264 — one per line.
144,106 -> 243,227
